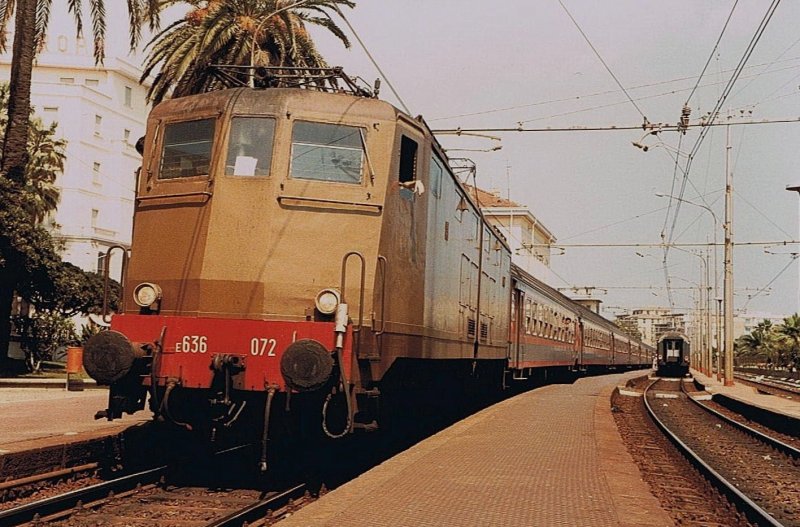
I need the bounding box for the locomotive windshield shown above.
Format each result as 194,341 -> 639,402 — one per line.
225,117 -> 276,177
290,121 -> 364,184
159,118 -> 215,180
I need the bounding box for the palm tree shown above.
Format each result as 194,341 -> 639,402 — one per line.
777,313 -> 800,370
0,0 -> 158,362
141,0 -> 354,104
23,118 -> 66,224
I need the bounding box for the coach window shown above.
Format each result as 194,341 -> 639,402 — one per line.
225,117 -> 275,177
291,121 -> 363,184
159,118 -> 215,180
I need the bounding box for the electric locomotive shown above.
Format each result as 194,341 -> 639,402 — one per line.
656,331 -> 690,376
83,71 -> 654,465
83,71 -> 511,458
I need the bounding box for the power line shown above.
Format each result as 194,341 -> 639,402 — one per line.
337,12 -> 411,114
429,57 -> 800,123
556,0 -> 646,121
432,116 -> 800,134
684,0 -> 739,105
665,0 -> 782,250
528,240 -> 799,249
742,254 -> 798,310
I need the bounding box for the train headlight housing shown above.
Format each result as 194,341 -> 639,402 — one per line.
133,282 -> 162,308
315,288 -> 340,315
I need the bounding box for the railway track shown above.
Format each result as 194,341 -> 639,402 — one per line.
0,464 -> 308,527
734,372 -> 800,400
645,378 -> 800,527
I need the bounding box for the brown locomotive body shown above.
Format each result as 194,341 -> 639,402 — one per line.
83,84 -> 652,456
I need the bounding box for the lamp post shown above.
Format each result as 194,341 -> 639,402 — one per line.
723,114 -> 734,386
655,193 -> 718,377
785,184 -> 800,314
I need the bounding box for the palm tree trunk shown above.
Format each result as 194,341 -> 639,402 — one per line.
1,0 -> 37,186
0,0 -> 37,364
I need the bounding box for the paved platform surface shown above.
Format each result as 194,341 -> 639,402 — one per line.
692,370 -> 800,419
278,370 -> 672,527
0,386 -> 149,454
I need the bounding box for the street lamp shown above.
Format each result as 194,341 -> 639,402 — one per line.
785,183 -> 800,314
656,193 -> 718,377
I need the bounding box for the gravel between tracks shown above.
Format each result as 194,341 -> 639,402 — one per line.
613,377 -> 753,527
648,379 -> 800,527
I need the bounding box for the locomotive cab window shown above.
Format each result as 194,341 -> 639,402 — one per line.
225,117 -> 276,177
290,121 -> 363,184
399,135 -> 418,199
159,118 -> 215,180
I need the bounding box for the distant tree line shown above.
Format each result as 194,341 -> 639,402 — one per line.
735,315 -> 800,371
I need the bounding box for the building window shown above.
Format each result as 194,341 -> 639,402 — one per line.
123,129 -> 131,143
96,251 -> 106,275
85,78 -> 99,87
91,209 -> 99,227
43,106 -> 58,113
92,162 -> 101,184
59,77 -> 75,84
94,114 -> 102,136
124,86 -> 132,107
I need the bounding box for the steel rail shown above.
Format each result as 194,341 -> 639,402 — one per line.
734,372 -> 800,396
0,465 -> 167,527
205,483 -> 306,527
680,381 -> 800,460
643,380 -> 785,527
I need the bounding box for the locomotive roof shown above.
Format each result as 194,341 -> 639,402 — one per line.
149,87 -> 400,123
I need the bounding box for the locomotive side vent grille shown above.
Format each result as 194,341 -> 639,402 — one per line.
467,318 -> 476,338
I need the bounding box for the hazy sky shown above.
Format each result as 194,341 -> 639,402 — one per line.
310,1 -> 800,320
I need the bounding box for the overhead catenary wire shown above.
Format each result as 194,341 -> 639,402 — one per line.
741,254 -> 798,310
336,10 -> 411,115
432,116 -> 800,134
664,0 -> 782,249
684,0 -> 739,106
556,0 -> 647,121
429,57 -> 800,123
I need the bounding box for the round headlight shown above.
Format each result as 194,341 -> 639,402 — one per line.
315,288 -> 340,315
133,282 -> 162,307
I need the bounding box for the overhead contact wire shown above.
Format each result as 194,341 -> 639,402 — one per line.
557,0 -> 647,120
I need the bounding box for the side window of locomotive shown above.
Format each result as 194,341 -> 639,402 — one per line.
290,121 -> 363,184
159,118 -> 215,180
429,154 -> 444,198
399,135 -> 418,200
225,117 -> 276,177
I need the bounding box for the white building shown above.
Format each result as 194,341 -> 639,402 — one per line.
465,185 -> 558,285
0,9 -> 150,281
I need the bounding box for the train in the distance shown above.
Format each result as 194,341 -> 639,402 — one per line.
656,331 -> 691,376
83,69 -> 653,467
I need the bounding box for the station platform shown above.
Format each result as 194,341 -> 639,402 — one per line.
0,384 -> 148,455
691,370 -> 800,420
277,370 -> 672,527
